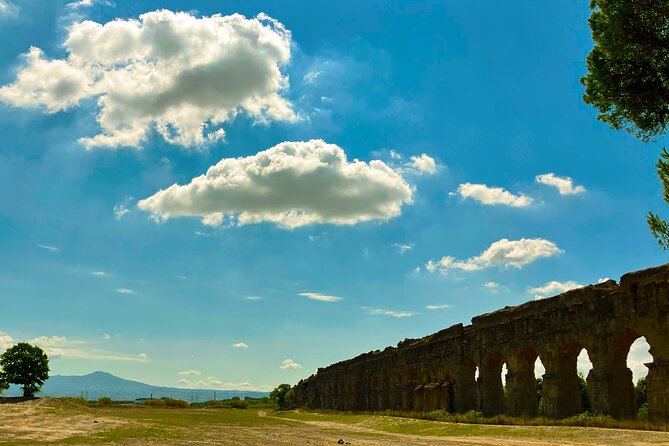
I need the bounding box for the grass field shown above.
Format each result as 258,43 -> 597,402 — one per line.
1,399 -> 669,445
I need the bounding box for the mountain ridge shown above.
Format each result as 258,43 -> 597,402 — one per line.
3,371 -> 268,402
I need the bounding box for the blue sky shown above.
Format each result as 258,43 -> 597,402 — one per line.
0,0 -> 663,392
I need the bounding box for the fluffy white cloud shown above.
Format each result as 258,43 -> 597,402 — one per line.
528,280 -> 583,300
365,307 -> 415,318
232,342 -> 248,349
483,281 -> 499,289
137,353 -> 149,360
0,332 -> 14,352
177,376 -> 271,391
627,337 -> 652,382
393,243 -> 414,254
425,304 -> 450,310
138,140 -> 414,229
406,154 -> 437,175
299,292 -> 342,302
535,173 -> 585,195
457,183 -> 532,208
426,238 -> 562,274
280,358 -> 302,369
0,10 -> 295,149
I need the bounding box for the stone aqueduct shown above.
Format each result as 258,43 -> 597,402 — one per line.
294,264 -> 669,421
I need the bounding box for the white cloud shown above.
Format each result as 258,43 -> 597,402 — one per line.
393,243 -> 414,254
598,277 -> 612,283
103,333 -> 111,340
67,0 -> 113,9
426,238 -> 563,274
0,11 -> 295,149
406,154 -> 437,175
535,173 -> 586,195
0,1 -> 18,18
246,296 -> 263,301
178,370 -> 201,376
280,358 -> 303,369
21,334 -> 148,362
177,376 -> 271,391
37,244 -> 59,252
365,307 -> 415,318
232,342 -> 248,349
298,292 -> 342,302
627,337 -> 652,382
528,280 -> 583,300
0,332 -> 14,352
483,281 -> 499,289
138,140 -> 413,229
92,271 -> 108,276
425,304 -> 450,310
116,288 -> 134,294
457,183 -> 532,208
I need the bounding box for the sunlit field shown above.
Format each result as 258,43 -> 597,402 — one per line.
2,399 -> 669,446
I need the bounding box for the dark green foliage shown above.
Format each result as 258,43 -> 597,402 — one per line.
0,342 -> 49,397
635,376 -> 648,408
98,396 -> 113,405
648,148 -> 669,249
577,372 -> 592,412
230,399 -> 248,409
144,397 -> 188,408
269,383 -> 294,410
582,0 -> 669,142
536,377 -> 544,416
0,380 -> 8,395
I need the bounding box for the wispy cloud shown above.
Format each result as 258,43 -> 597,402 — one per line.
116,288 -> 134,294
246,296 -> 263,301
24,334 -> 148,362
425,304 -> 450,310
298,292 -> 343,302
393,243 -> 414,254
92,271 -> 109,277
365,307 -> 415,318
280,358 -> 303,369
232,342 -> 248,349
483,281 -> 499,289
37,244 -> 59,252
178,370 -> 201,376
113,198 -> 133,220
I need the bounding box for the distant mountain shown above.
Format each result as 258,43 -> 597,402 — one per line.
3,371 -> 268,402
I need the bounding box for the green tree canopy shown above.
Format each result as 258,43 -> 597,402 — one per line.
269,383 -> 294,410
0,343 -> 49,397
582,0 -> 669,142
582,0 -> 669,249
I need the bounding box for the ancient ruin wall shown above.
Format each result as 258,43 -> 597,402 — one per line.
294,264 -> 669,420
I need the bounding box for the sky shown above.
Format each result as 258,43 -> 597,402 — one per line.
0,0 -> 664,393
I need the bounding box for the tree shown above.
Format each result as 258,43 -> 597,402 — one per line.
582,0 -> 669,142
269,383 -> 294,410
0,380 -> 7,395
635,376 -> 648,408
0,343 -> 49,397
581,0 -> 669,248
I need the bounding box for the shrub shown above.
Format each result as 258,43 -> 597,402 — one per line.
98,396 -> 112,406
230,400 -> 248,409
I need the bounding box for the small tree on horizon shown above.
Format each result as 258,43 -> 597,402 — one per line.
269,383 -> 294,410
0,343 -> 50,397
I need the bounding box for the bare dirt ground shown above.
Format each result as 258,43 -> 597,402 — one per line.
1,399 -> 669,445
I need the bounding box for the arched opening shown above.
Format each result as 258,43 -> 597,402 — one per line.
577,348 -> 593,412
535,356 -> 546,416
541,342 -> 587,418
627,336 -> 653,417
501,362 -> 508,386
